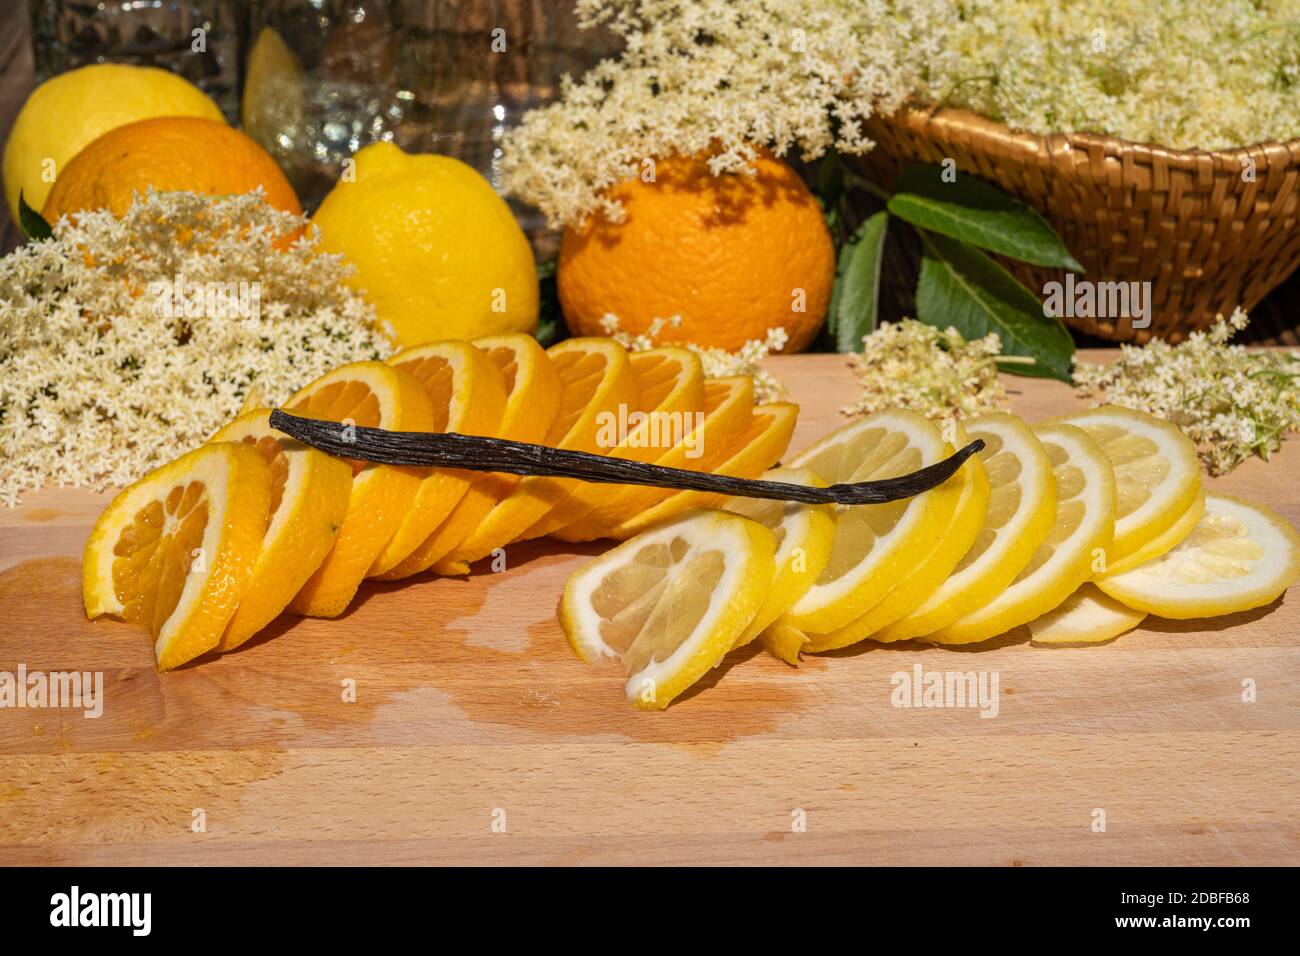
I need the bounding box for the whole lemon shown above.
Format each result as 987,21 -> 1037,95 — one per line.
558,152 -> 835,352
311,142 -> 538,346
2,63 -> 225,222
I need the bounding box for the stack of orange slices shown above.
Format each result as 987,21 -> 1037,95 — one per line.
82,335 -> 794,669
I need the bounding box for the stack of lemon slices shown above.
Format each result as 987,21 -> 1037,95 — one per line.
560,405 -> 1300,709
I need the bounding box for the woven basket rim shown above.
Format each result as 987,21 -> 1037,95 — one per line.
880,101 -> 1300,165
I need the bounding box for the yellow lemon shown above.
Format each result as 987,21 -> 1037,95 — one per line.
1096,494 -> 1300,619
561,509 -> 776,710
311,142 -> 538,346
3,63 -> 224,222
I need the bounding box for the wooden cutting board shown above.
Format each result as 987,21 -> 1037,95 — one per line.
2,351 -> 1297,866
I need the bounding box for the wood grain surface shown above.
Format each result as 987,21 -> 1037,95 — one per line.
1,352 -> 1297,866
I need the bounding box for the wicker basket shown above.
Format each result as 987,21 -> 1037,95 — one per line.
852,104 -> 1300,343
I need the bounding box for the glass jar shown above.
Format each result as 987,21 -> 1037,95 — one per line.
28,0 -> 242,120
242,0 -> 620,250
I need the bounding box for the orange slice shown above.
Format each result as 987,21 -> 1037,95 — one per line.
377,333 -> 563,580
519,346 -> 705,541
549,376 -> 756,543
367,340 -> 510,575
208,409 -> 353,649
83,442 -> 273,671
605,401 -> 799,540
283,361 -> 436,617
434,336 -> 639,573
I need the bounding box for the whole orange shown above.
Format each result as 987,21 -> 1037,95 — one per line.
42,116 -> 301,223
557,153 -> 834,353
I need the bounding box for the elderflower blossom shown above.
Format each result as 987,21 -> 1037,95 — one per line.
842,319 -> 1007,424
925,0 -> 1300,151
506,1 -> 1299,225
1073,310 -> 1300,475
502,0 -> 955,226
0,190 -> 392,506
600,314 -> 790,404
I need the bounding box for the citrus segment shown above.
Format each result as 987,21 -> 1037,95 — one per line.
1027,584 -> 1146,645
1055,406 -> 1200,565
560,510 -> 776,709
549,376 -> 755,542
207,410 -> 353,648
283,361 -> 436,617
721,467 -> 836,646
606,402 -> 799,540
1096,494 -> 1300,619
808,426 -> 990,650
931,423 -> 1116,645
379,334 -> 562,579
436,337 -> 639,572
83,442 -> 273,670
776,410 -> 957,635
876,413 -> 1057,642
521,346 -> 705,540
367,340 -> 509,575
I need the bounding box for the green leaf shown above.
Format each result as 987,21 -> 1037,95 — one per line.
887,163 -> 1083,271
534,257 -> 567,347
18,192 -> 53,242
915,232 -> 1075,382
830,211 -> 889,353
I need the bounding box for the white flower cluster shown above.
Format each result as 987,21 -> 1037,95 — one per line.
502,0 -> 955,226
923,0 -> 1300,151
1074,310 -> 1300,475
600,313 -> 790,404
0,191 -> 391,506
842,319 -> 1008,424
506,0 -> 1299,224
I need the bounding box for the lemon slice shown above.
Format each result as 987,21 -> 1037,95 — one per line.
1101,488 -> 1206,578
83,443 -> 273,670
1096,493 -> 1300,618
1055,406 -> 1200,567
777,409 -> 957,635
368,340 -> 509,575
282,361 -> 436,617
1027,584 -> 1146,645
721,467 -> 836,646
760,622 -> 812,666
560,510 -> 776,709
807,424 -> 990,650
932,423 -> 1116,645
208,409 -> 353,649
877,413 -> 1057,642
